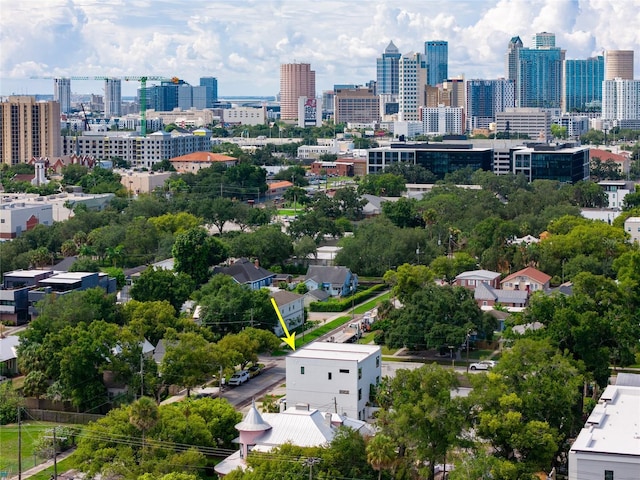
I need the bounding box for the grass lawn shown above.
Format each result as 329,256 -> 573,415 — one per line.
273,316 -> 352,354
353,291 -> 390,314
0,421 -> 61,475
27,456 -> 76,480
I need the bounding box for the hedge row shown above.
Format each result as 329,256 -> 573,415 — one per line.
309,283 -> 386,312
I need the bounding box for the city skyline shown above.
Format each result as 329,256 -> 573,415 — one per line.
1,0 -> 639,98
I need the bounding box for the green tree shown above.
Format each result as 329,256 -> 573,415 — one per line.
130,267 -> 195,313
377,364 -> 464,480
366,433 -> 397,480
172,227 -> 228,285
123,300 -> 180,346
228,225 -> 293,268
160,331 -> 215,397
129,396 -> 159,450
358,172 -> 406,196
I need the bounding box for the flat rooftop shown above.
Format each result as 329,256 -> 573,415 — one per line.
570,382 -> 640,457
288,342 -> 380,362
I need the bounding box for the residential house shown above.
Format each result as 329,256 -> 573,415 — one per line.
454,269 -> 501,290
474,283 -> 528,310
213,258 -> 276,290
361,194 -> 400,217
286,342 -> 382,420
304,288 -> 330,308
270,290 -> 305,337
304,265 -> 357,297
598,180 -> 635,210
625,216 -> 640,243
266,180 -> 292,200
169,151 -> 237,173
215,401 -> 374,477
500,266 -> 551,293
0,335 -> 20,376
569,373 -> 640,479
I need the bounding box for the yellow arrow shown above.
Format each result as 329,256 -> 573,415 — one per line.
271,297 -> 296,350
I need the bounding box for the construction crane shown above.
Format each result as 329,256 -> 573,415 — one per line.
30,75 -> 179,136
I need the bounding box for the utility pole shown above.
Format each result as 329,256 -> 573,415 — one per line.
465,330 -> 471,374
44,426 -> 67,480
18,407 -> 22,480
140,352 -> 144,398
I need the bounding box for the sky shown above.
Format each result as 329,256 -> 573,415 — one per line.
1,0 -> 639,98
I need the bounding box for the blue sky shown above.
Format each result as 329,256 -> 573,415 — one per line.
1,0 -> 638,98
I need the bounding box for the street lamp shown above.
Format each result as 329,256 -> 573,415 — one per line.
465,330 -> 471,373
448,345 -> 455,369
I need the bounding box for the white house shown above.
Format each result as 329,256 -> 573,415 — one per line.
270,290 -> 304,336
286,342 -> 381,420
624,216 -> 640,243
569,373 -> 640,479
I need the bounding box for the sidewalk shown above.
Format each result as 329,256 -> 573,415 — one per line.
8,448 -> 75,480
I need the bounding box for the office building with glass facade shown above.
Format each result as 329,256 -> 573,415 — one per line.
563,56 -> 604,113
425,41 -> 448,86
512,143 -> 589,183
199,77 -> 218,108
517,47 -> 564,108
377,41 -> 401,96
466,79 -> 516,131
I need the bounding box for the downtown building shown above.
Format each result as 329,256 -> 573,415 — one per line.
420,106 -> 464,135
605,50 -> 634,80
511,32 -> 564,109
140,79 -> 207,112
199,77 -> 218,108
376,41 -> 401,96
54,78 -> 71,114
602,78 -> 640,129
563,56 -> 604,113
0,96 -> 61,165
104,78 -> 122,117
280,63 -> 316,121
334,86 -> 380,124
425,40 -> 448,86
398,52 -> 427,121
466,79 -> 516,131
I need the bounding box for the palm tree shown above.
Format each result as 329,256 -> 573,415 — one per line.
129,396 -> 159,452
366,433 -> 397,480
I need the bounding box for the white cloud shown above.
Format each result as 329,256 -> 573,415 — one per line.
0,0 -> 638,96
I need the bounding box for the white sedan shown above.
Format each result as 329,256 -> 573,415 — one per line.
469,360 -> 496,371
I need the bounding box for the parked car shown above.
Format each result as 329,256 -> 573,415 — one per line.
248,364 -> 264,378
228,370 -> 250,386
469,360 -> 496,371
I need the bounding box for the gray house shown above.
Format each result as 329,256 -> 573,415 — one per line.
213,258 -> 276,290
304,266 -> 358,297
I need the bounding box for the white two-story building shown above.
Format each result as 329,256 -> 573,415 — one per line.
286,342 -> 381,420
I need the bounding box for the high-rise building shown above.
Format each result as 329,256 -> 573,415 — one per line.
280,63 -> 315,121
466,79 -> 516,131
420,106 -> 464,135
199,77 -> 218,107
563,56 -> 604,112
533,32 -> 555,49
140,79 -> 197,112
54,78 -> 71,114
425,41 -> 448,86
0,96 -> 61,165
377,41 -> 401,95
604,50 -> 634,80
399,52 -> 427,121
334,86 -> 380,124
516,40 -> 564,108
602,79 -> 640,121
104,78 -> 122,117
505,36 -> 523,85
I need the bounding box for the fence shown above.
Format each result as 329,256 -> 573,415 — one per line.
25,409 -> 104,425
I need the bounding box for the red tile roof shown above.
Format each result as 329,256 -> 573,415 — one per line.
589,149 -> 630,162
268,181 -> 293,190
170,152 -> 237,162
501,266 -> 551,285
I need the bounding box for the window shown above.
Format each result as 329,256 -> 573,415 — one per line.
358,388 -> 362,400
376,356 -> 380,368
328,372 -> 332,380
339,389 -> 349,394
300,366 -> 305,375
604,471 -> 614,480
339,369 -> 350,374
358,367 -> 362,379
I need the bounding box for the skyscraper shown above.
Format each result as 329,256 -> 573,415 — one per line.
514,33 -> 564,108
602,79 -> 640,121
466,79 -> 515,131
200,77 -> 218,107
377,41 -> 401,95
399,52 -> 427,121
532,32 -> 555,49
54,77 -> 71,114
505,36 -> 523,84
563,56 -> 604,112
425,41 -> 448,86
0,96 -> 61,164
280,63 -> 315,121
104,78 -> 121,117
604,50 -> 634,80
